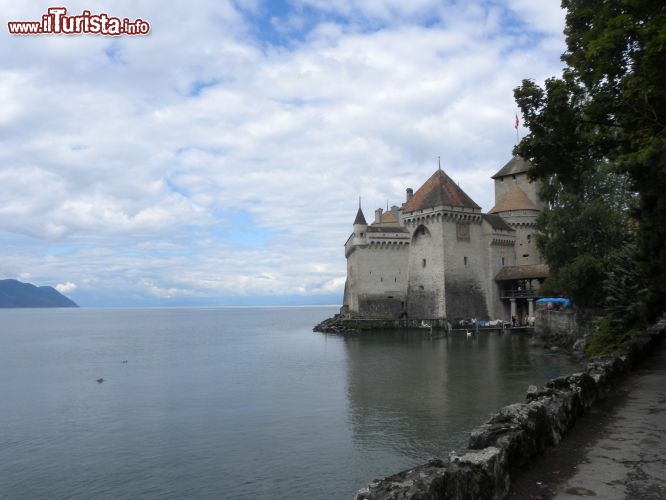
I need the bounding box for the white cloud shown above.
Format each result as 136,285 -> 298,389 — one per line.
55,281 -> 77,294
0,0 -> 568,306
507,0 -> 567,35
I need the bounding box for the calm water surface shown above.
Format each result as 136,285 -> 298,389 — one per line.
0,307 -> 581,499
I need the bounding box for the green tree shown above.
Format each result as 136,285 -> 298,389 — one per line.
514,0 -> 665,324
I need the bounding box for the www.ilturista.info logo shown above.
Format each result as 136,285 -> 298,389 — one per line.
7,7 -> 150,36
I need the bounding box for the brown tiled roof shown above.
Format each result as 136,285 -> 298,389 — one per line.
403,169 -> 480,213
353,207 -> 367,225
482,214 -> 514,231
380,211 -> 398,224
490,186 -> 538,213
495,264 -> 549,281
491,156 -> 531,179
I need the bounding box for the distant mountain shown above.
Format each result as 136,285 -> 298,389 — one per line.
0,279 -> 79,308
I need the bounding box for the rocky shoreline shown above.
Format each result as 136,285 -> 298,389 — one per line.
312,314 -> 359,334
313,314 -> 451,334
355,318 -> 666,500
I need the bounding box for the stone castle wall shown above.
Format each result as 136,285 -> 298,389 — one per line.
406,222 -> 446,319
345,243 -> 409,315
501,212 -> 540,267
442,218 -> 488,321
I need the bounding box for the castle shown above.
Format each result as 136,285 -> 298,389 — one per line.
341,156 -> 548,324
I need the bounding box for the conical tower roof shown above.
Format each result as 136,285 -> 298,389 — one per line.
403,169 -> 480,213
490,185 -> 538,213
353,207 -> 367,225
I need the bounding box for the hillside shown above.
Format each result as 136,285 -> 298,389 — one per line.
0,279 -> 79,308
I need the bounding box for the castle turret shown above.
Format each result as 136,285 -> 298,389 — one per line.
353,206 -> 368,243
490,157 -> 541,266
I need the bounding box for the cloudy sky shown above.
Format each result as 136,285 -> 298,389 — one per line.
0,0 -> 566,307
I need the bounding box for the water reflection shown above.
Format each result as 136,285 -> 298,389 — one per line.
343,330 -> 580,464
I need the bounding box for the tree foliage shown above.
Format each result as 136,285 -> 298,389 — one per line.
514,0 -> 665,324
604,240 -> 645,331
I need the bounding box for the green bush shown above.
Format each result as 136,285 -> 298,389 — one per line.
585,316 -> 636,357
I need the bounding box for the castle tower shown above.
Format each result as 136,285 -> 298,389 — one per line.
491,156 -> 540,208
490,157 -> 541,266
401,169 -> 487,321
490,156 -> 547,322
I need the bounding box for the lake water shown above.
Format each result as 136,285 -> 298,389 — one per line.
0,306 -> 581,499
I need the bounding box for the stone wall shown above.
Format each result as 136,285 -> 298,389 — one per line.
406,222 -> 446,319
442,219 -> 488,322
355,319 -> 666,500
444,277 -> 488,324
534,309 -> 580,349
535,309 -> 577,335
358,295 -> 406,319
345,243 -> 410,315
